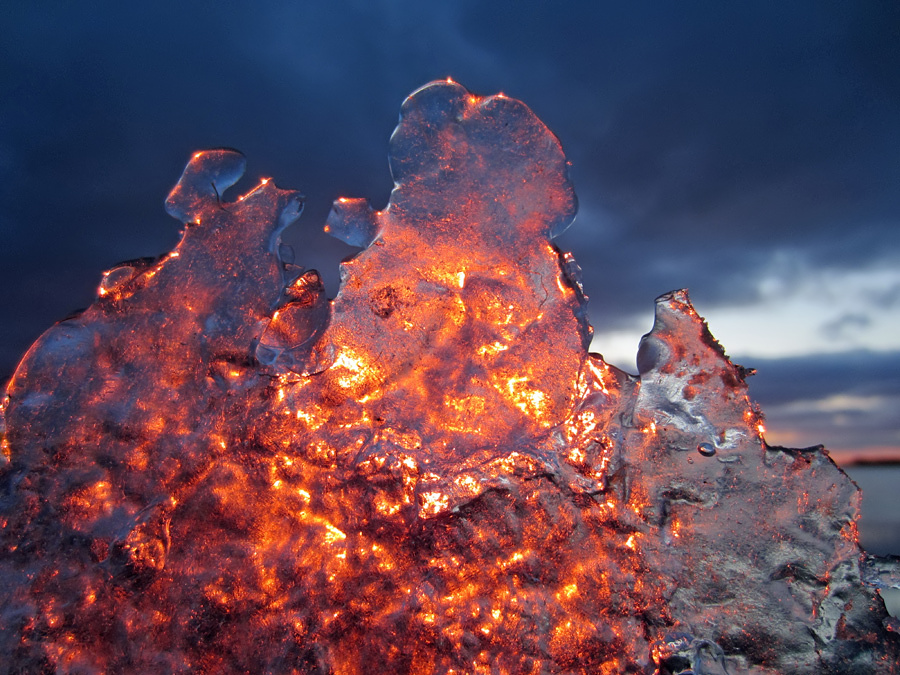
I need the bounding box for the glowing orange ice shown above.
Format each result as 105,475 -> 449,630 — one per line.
0,82 -> 897,674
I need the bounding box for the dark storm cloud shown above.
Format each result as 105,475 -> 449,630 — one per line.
740,350 -> 900,407
738,350 -> 900,454
2,1 -> 899,384
455,2 -> 900,328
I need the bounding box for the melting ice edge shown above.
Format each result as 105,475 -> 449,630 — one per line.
1,81 -> 898,674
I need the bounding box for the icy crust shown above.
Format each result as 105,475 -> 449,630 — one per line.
1,82 -> 898,674
627,291 -> 897,673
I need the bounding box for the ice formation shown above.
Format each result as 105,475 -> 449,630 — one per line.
1,81 -> 898,674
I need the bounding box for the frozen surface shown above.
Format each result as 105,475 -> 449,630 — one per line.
1,81 -> 898,674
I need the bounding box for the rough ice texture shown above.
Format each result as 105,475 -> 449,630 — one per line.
1,81 -> 898,674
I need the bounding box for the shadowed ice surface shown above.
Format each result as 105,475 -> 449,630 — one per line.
1,81 -> 898,674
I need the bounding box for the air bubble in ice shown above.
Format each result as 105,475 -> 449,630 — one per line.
697,442 -> 716,456
98,265 -> 136,297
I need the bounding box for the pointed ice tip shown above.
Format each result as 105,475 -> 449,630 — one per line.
165,149 -> 247,223
648,289 -> 696,340
655,288 -> 692,310
639,288 -> 734,374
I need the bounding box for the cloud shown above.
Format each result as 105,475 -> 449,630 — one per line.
589,256 -> 900,373
761,394 -> 900,455
2,1 -> 899,391
821,313 -> 872,339
724,350 -> 900,455
540,4 -> 900,334
739,350 -> 900,405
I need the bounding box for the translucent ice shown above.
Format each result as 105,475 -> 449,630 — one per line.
0,82 -> 897,674
295,80 -> 592,510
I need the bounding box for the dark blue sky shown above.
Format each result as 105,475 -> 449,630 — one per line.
2,1 -> 899,461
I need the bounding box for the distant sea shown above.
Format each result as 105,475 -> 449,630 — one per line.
842,463 -> 899,617
843,464 -> 900,557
